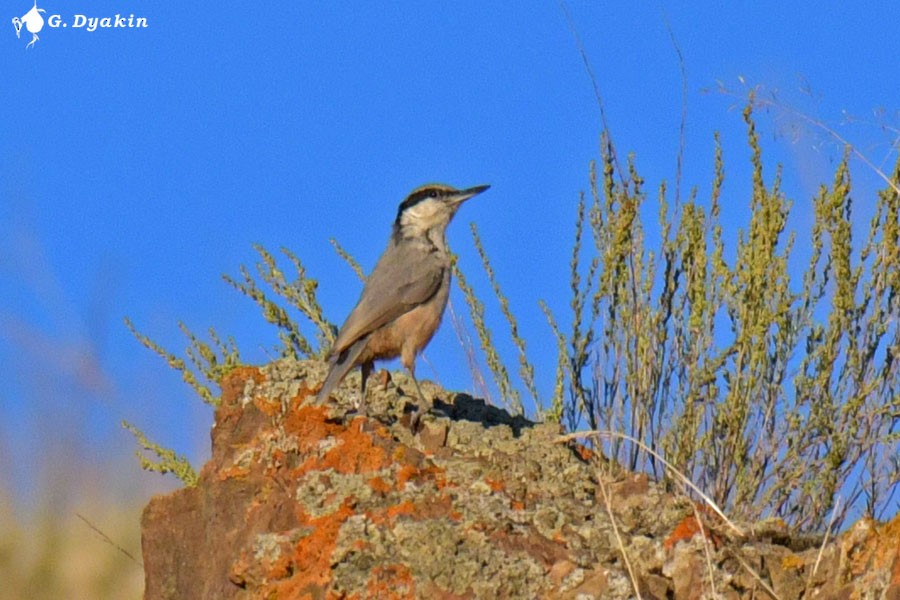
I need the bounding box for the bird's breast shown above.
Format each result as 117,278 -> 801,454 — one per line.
362,269 -> 451,363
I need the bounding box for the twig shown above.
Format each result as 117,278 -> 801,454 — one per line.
661,9 -> 688,207
76,513 -> 140,566
329,238 -> 366,282
689,502 -> 720,599
557,0 -> 625,185
719,85 -> 900,196
597,476 -> 643,599
447,297 -> 491,403
729,549 -> 782,600
808,496 -> 840,588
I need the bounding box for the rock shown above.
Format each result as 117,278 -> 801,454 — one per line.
140,359 -> 900,599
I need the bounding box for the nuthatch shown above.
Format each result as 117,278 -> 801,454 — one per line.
316,183 -> 490,411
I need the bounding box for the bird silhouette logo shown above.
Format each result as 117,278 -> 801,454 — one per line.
12,0 -> 46,48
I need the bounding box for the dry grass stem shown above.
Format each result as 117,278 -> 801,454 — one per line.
729,550 -> 783,600
689,502 -> 720,599
809,496 -> 841,586
559,429 -> 745,537
76,513 -> 140,566
596,475 -> 643,600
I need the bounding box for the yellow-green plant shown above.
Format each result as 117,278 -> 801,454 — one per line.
124,244 -> 336,481
122,320 -> 235,485
124,99 -> 900,533
452,254 -> 522,415
122,421 -> 198,487
124,318 -> 238,407
222,244 -> 335,359
532,101 -> 900,531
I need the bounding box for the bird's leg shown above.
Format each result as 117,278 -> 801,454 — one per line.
408,368 -> 426,404
358,361 -> 373,417
378,370 -> 393,393
405,362 -> 432,430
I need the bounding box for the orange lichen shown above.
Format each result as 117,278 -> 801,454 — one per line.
293,418 -> 392,478
285,405 -> 344,449
395,462 -> 445,490
395,464 -> 421,490
369,476 -> 392,494
847,514 -> 900,584
781,554 -> 805,570
217,464 -> 251,481
383,500 -> 417,521
485,478 -> 505,492
262,503 -> 355,598
252,395 -> 281,417
664,514 -> 718,550
573,444 -> 594,461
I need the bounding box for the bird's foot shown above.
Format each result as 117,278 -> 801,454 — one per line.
408,405 -> 425,433
330,388 -> 369,422
376,369 -> 393,392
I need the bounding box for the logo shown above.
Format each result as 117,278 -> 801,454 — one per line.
12,0 -> 45,49
11,1 -> 149,48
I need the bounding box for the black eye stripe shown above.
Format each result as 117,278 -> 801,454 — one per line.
398,188 -> 444,214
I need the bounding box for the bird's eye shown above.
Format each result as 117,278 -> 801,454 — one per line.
429,190 -> 438,198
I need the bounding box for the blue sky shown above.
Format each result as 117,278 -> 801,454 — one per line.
1,1 -> 898,511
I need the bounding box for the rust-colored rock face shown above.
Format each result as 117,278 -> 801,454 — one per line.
141,360 -> 900,599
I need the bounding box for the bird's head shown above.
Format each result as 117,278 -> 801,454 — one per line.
394,183 -> 489,239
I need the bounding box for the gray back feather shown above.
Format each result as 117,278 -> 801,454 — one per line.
331,238 -> 447,356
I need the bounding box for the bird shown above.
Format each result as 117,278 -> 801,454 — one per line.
316,183 -> 490,413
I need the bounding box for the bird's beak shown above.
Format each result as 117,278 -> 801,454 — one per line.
453,184 -> 490,204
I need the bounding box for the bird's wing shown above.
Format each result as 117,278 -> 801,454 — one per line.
331,241 -> 445,356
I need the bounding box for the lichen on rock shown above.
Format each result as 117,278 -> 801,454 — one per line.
141,360 -> 900,599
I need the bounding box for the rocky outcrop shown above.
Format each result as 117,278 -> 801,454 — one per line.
141,360 -> 900,599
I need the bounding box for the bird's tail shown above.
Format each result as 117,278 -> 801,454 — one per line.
316,339 -> 367,404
